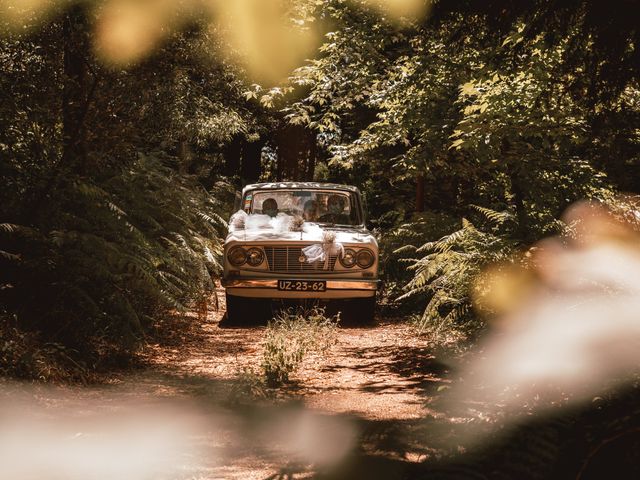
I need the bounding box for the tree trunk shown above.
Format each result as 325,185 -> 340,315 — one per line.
508,166 -> 528,240
276,144 -> 284,181
275,124 -> 317,181
223,135 -> 242,176
30,5 -> 93,223
177,138 -> 192,174
502,139 -> 528,241
241,138 -> 264,183
306,137 -> 317,180
62,4 -> 90,174
415,171 -> 425,212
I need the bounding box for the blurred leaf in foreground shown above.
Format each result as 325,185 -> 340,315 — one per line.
207,0 -> 320,85
459,200 -> 640,413
0,0 -> 68,31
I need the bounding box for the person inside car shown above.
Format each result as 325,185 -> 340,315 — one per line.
319,194 -> 350,224
303,199 -> 319,221
262,198 -> 278,217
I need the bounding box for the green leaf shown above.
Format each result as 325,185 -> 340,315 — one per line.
449,138 -> 465,149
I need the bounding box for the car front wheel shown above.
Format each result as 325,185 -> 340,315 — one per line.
330,296 -> 375,324
225,293 -> 270,325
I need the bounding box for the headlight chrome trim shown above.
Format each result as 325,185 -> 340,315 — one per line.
228,246 -> 248,266
356,248 -> 375,269
339,248 -> 357,268
246,247 -> 264,267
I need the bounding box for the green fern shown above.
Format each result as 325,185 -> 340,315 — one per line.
398,205 -> 519,335
197,211 -> 228,228
0,250 -> 21,261
0,152 -> 230,377
470,204 -> 516,226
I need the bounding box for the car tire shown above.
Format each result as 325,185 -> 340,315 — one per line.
225,292 -> 244,325
355,296 -> 376,323
225,293 -> 271,325
334,296 -> 376,324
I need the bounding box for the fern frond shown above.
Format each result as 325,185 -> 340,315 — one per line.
197,211 -> 227,228
399,208 -> 517,337
107,201 -> 127,218
393,244 -> 417,255
417,222 -> 474,254
0,250 -> 21,261
470,204 -> 515,225
398,257 -> 418,264
0,223 -> 19,233
73,180 -> 110,201
0,223 -> 38,237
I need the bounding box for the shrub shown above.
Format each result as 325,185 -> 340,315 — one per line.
377,210 -> 459,313
262,307 -> 339,386
0,311 -> 90,382
397,206 -> 519,337
228,367 -> 270,401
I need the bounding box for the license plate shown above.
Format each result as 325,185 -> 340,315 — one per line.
277,280 -> 326,292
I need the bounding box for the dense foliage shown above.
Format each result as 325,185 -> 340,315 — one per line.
0,10 -> 245,379
261,0 -> 638,335
1,1 -> 638,378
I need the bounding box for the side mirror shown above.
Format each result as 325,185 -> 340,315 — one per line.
233,191 -> 242,212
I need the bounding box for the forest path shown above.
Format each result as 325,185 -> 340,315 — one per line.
127,287 -> 457,478
145,289 -> 446,421
6,288 -> 460,480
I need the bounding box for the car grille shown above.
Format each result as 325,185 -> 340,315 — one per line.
264,245 -> 338,273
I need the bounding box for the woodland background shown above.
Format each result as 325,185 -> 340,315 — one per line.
0,0 -> 638,382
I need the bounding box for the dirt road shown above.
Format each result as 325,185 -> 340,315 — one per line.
128,291 -> 458,479
3,292 -> 460,480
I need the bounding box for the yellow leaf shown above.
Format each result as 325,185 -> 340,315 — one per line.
449,139 -> 465,150
211,0 -> 320,85
463,105 -> 478,115
259,95 -> 273,108
460,82 -> 477,96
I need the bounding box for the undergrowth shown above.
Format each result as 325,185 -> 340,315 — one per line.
377,210 -> 458,315
0,312 -> 91,382
396,205 -> 520,336
262,307 -> 339,386
0,153 -> 230,381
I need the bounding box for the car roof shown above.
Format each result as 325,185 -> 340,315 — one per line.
242,182 -> 360,195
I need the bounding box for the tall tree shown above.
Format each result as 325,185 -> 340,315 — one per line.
62,4 -> 93,174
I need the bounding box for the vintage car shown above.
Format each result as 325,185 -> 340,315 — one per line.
222,182 -> 378,323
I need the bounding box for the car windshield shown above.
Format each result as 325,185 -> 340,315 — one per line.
248,190 -> 362,226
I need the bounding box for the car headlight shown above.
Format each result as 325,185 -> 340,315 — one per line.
246,247 -> 264,266
339,248 -> 357,268
356,249 -> 375,268
228,246 -> 247,266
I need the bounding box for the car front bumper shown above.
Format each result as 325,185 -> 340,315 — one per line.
222,278 -> 378,299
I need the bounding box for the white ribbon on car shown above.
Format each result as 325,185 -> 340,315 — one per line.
301,231 -> 344,268
229,209 -> 248,231
228,210 -> 345,268
229,210 -> 294,233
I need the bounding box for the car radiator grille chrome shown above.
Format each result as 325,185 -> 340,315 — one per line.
264,245 -> 338,273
